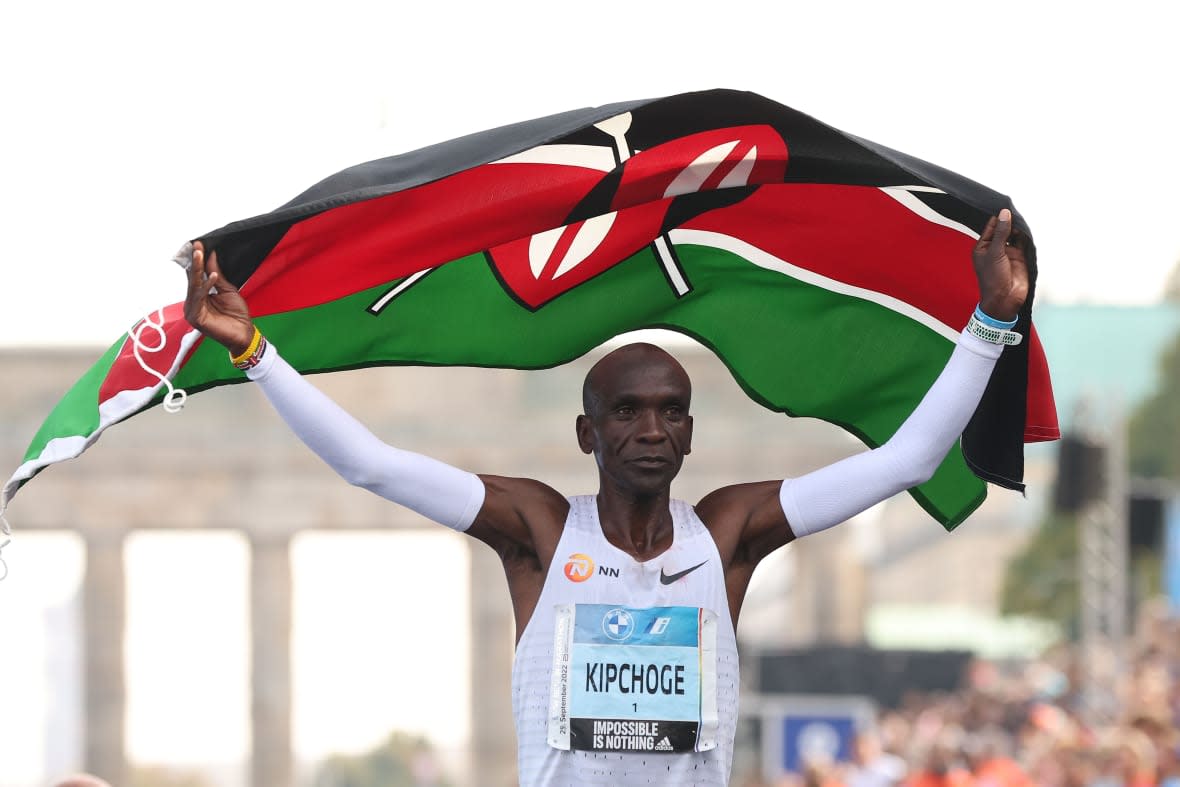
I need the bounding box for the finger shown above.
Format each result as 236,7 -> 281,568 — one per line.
205,250 -> 240,294
1008,229 -> 1029,255
976,215 -> 997,249
186,242 -> 207,298
1007,244 -> 1030,276
204,273 -> 223,298
989,208 -> 1013,255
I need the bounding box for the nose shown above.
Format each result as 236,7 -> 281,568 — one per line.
635,409 -> 666,442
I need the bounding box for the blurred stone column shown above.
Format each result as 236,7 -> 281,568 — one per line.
83,529 -> 127,787
251,532 -> 292,787
786,534 -> 819,644
788,525 -> 868,645
468,541 -> 516,786
834,513 -> 874,644
830,539 -> 868,643
1079,412 -> 1128,725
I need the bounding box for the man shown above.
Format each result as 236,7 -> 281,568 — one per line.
846,729 -> 907,786
53,776 -> 112,787
184,210 -> 1028,786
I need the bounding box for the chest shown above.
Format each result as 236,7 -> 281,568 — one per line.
542,526 -> 722,612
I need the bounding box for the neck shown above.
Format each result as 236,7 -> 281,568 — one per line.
595,483 -> 674,561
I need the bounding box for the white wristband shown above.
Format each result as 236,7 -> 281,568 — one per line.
966,313 -> 1022,346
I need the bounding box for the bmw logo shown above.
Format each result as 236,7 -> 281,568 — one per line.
602,608 -> 635,641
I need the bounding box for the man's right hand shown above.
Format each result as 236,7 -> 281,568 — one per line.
183,241 -> 257,357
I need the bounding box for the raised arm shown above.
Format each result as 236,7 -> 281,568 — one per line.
700,209 -> 1030,565
182,242 -> 563,549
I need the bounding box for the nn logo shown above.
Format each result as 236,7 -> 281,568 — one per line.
563,553 -> 620,582
563,553 -> 595,583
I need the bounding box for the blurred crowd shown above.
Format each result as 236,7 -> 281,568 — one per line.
758,600 -> 1180,787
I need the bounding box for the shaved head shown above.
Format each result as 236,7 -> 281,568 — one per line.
576,342 -> 694,495
582,343 -> 691,417
54,776 -> 112,787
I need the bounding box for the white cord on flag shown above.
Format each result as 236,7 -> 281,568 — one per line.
130,307 -> 188,413
0,506 -> 10,581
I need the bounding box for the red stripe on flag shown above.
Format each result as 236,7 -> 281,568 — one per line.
1025,328 -> 1060,441
682,185 -> 980,326
239,125 -> 789,318
97,302 -> 198,406
240,163 -> 606,317
682,185 -> 1058,441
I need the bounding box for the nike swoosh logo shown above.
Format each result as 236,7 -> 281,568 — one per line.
659,560 -> 708,585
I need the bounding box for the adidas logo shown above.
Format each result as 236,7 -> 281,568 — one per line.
654,736 -> 674,752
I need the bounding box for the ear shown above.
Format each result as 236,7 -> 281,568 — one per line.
576,414 -> 595,455
683,415 -> 693,455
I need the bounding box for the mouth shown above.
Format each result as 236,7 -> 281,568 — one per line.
630,456 -> 671,468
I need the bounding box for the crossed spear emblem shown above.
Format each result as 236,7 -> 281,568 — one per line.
368,111 -> 770,315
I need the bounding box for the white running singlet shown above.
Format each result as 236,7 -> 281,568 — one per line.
512,496 -> 739,786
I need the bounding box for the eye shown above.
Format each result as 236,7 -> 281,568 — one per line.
664,406 -> 685,421
615,405 -> 635,417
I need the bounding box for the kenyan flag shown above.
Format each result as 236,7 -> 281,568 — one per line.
3,90 -> 1058,528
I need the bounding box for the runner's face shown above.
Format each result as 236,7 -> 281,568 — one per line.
577,348 -> 693,496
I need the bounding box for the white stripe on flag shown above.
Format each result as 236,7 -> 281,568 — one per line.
1,328 -> 203,509
878,186 -> 979,239
667,228 -> 960,343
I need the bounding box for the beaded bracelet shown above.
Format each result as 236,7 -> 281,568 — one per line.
230,326 -> 269,370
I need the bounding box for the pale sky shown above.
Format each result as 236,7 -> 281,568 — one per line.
2,1 -> 1180,783
1,1 -> 1178,349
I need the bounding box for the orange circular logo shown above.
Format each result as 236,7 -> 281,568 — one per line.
563,553 -> 595,582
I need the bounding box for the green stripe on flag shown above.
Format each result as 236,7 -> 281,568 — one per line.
22,336 -> 127,463
668,243 -> 985,528
167,242 -> 985,526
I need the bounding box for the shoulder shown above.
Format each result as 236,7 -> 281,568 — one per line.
695,480 -> 792,566
695,480 -> 784,529
479,474 -> 569,506
472,475 -> 569,541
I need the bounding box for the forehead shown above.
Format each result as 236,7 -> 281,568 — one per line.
592,348 -> 691,400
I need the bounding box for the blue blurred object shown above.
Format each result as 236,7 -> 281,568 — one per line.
758,695 -> 875,778
1164,497 -> 1180,611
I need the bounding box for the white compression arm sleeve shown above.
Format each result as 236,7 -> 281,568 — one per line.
779,329 -> 1003,538
245,346 -> 486,531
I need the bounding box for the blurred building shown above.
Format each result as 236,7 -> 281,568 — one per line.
43,593 -> 83,778
2,301 -> 1177,786
1034,302 -> 1180,434
1,341 -> 861,787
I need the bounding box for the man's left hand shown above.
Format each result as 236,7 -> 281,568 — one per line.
972,208 -> 1030,322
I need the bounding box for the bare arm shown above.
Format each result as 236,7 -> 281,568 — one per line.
701,209 -> 1030,566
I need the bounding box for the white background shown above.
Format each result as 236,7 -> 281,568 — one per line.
2,0 -> 1178,350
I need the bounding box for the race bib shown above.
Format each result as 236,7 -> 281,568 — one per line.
547,604 -> 718,754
